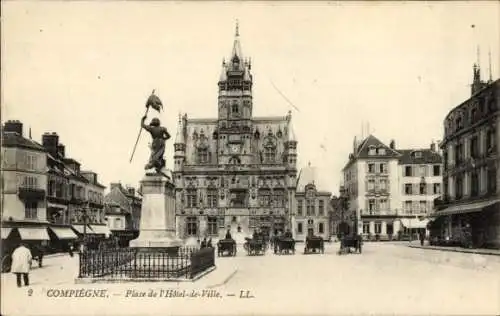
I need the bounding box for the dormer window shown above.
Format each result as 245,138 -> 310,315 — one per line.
368,146 -> 376,155
415,151 -> 422,158
378,148 -> 386,155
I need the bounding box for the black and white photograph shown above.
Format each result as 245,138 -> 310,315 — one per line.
1,1 -> 499,315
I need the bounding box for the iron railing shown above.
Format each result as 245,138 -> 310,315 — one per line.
78,246 -> 215,280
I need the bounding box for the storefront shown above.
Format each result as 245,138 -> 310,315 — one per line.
47,225 -> 78,253
431,199 -> 500,248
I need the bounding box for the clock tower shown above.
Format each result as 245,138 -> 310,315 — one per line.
217,22 -> 253,165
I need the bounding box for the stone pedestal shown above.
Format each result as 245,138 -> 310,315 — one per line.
130,173 -> 183,249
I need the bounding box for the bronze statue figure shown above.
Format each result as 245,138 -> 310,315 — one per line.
141,115 -> 171,173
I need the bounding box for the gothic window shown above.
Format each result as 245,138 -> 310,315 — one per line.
258,189 -> 271,207
198,148 -> 209,164
231,103 -> 239,114
207,188 -> 218,208
230,189 -> 247,207
186,189 -> 197,208
186,217 -> 198,236
318,200 -> 324,216
297,200 -> 303,216
264,146 -> 276,163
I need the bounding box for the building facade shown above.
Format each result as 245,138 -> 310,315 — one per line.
174,26 -> 298,241
432,68 -> 499,248
342,135 -> 442,240
1,120 -> 50,251
104,183 -> 142,245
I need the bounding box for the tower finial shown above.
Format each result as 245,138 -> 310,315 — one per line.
235,19 -> 239,37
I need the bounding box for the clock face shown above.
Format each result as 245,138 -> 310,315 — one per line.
230,144 -> 240,154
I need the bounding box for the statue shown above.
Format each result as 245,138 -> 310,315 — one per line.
141,116 -> 171,173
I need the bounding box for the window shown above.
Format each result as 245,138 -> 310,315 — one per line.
21,176 -> 38,189
470,136 -> 479,159
207,188 -> 218,208
455,117 -> 462,131
218,216 -> 225,228
367,179 -> 375,191
263,146 -> 276,163
306,200 -> 315,216
415,151 -> 422,158
24,201 -> 37,219
273,190 -> 285,207
433,183 -> 441,194
231,103 -> 239,114
419,201 -> 427,213
404,166 -> 412,177
486,129 -> 497,153
318,200 -> 324,216
198,148 -> 209,163
470,108 -> 478,123
207,217 -> 218,235
368,146 -> 376,155
379,163 -> 387,173
419,183 -> 426,195
404,201 -> 412,213
379,199 -> 388,211
297,200 -> 303,216
471,172 -> 479,197
186,189 -> 197,208
368,163 -> 375,173
25,155 -> 37,170
374,222 -> 382,234
455,175 -> 463,199
230,189 -> 247,207
368,199 -> 376,213
363,222 -> 370,234
487,168 -> 497,194
298,222 -> 303,234
318,223 -> 324,234
405,184 -> 413,195
433,165 -> 441,176
259,189 -> 271,207
380,179 -> 387,191
186,217 -> 197,236
378,148 -> 386,155
115,218 -> 122,229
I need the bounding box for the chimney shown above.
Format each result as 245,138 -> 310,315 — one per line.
127,187 -> 136,196
430,142 -> 436,152
389,139 -> 395,150
110,183 -> 122,191
57,144 -> 65,158
3,120 -> 23,136
42,132 -> 59,156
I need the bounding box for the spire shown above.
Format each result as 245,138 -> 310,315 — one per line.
219,59 -> 227,82
287,113 -> 297,142
231,20 -> 243,63
175,113 -> 185,144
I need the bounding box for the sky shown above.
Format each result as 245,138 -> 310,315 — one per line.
2,1 -> 499,195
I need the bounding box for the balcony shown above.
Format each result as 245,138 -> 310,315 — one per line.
18,187 -> 45,201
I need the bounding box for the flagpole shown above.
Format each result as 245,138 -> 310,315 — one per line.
129,107 -> 150,163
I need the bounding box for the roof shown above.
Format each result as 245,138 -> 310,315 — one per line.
398,149 -> 442,165
355,135 -> 400,159
2,131 -> 46,152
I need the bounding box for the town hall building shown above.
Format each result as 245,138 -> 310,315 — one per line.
173,25 -> 299,240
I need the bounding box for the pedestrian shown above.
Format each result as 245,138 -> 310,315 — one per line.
10,243 -> 32,288
207,238 -> 212,248
200,237 -> 207,249
68,243 -> 74,257
419,231 -> 425,246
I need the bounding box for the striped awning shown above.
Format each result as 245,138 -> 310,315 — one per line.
435,199 -> 500,216
1,228 -> 12,239
400,218 -> 429,229
89,225 -> 112,237
49,227 -> 78,239
18,227 -> 50,240
71,224 -> 93,234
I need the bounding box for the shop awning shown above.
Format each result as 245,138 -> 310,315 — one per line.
49,227 -> 78,239
435,199 -> 500,216
1,228 -> 12,239
18,227 -> 50,240
400,218 -> 429,229
89,225 -> 112,237
71,225 -> 93,234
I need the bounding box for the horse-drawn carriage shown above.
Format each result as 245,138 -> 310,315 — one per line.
273,236 -> 295,255
304,235 -> 324,254
243,237 -> 266,256
338,234 -> 362,255
217,238 -> 237,257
